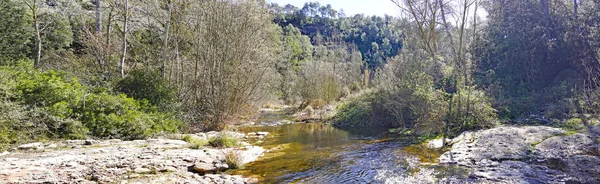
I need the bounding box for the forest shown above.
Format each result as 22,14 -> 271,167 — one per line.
1,0 -> 599,149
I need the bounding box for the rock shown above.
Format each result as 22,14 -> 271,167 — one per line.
439,125 -> 600,183
256,132 -> 269,136
133,167 -> 153,174
439,126 -> 564,166
239,146 -> 265,165
0,151 -> 9,156
4,157 -> 19,162
159,166 -> 178,173
193,161 -> 228,174
564,155 -> 600,183
45,144 -> 58,149
84,140 -> 97,145
470,160 -> 565,183
63,140 -> 87,145
0,132 -> 260,183
65,161 -> 79,167
535,133 -> 594,159
426,138 -> 445,149
18,142 -> 43,150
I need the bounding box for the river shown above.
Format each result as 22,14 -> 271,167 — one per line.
230,115 -> 468,183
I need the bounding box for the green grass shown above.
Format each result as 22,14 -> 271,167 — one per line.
208,133 -> 241,148
181,135 -> 208,149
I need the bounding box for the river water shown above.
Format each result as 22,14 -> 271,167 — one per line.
231,117 -> 468,183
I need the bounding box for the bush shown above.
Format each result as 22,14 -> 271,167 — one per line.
0,62 -> 180,148
208,133 -> 240,148
115,69 -> 176,111
182,135 -> 208,149
445,87 -> 498,136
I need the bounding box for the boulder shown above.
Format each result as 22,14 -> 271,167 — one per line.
193,160 -> 229,174
439,126 -> 564,166
133,167 -> 153,174
256,132 -> 269,136
18,142 -> 43,150
535,133 -> 594,159
426,138 -> 444,149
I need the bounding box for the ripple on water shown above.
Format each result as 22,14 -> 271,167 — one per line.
234,123 -> 469,183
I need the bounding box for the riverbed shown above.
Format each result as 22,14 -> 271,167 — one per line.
231,123 -> 468,183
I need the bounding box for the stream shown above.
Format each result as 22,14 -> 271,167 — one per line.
230,112 -> 469,183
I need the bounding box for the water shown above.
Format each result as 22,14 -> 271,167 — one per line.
231,122 -> 468,183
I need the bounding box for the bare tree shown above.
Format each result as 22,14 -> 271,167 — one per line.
22,0 -> 42,68
120,0 -> 129,78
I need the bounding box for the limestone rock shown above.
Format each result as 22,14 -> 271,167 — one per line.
18,142 -> 43,150
426,138 -> 444,149
439,126 -> 564,166
193,161 -> 229,174
535,133 -> 594,159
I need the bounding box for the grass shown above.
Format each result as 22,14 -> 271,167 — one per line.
208,133 -> 241,148
225,150 -> 244,169
181,135 -> 208,149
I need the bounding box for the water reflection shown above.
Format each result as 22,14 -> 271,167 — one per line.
233,123 -> 468,183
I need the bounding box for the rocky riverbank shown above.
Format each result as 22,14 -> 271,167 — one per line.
436,126 -> 600,183
0,132 -> 265,184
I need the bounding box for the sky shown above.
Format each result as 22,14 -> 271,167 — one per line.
268,0 -> 402,17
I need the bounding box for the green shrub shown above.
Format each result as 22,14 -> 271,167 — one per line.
445,87 -> 498,136
332,95 -> 374,128
208,133 -> 240,148
182,135 -> 208,149
115,69 -> 176,111
0,62 -> 180,148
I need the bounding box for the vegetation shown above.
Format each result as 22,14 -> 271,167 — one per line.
0,62 -> 179,150
181,135 -> 208,149
225,150 -> 245,169
0,0 -> 599,146
208,133 -> 241,148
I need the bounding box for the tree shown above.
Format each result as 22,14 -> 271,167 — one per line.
22,0 -> 42,67
176,0 -> 276,130
0,0 -> 31,64
120,0 -> 129,78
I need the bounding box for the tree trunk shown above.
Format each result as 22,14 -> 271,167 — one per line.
23,0 -> 41,68
120,0 -> 128,78
540,0 -> 551,38
94,0 -> 106,80
106,7 -> 114,79
35,19 -> 41,68
573,0 -> 578,21
95,0 -> 103,33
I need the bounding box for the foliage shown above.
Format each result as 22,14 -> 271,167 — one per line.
269,2 -> 403,69
182,135 -> 208,149
116,69 -> 176,111
0,62 -> 180,148
208,133 -> 241,148
446,87 -> 498,136
332,95 -> 374,129
0,0 -> 31,64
